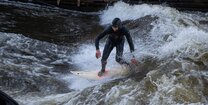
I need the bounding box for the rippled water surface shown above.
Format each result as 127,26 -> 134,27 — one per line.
1,1 -> 208,105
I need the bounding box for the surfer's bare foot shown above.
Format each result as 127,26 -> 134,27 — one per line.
98,71 -> 105,77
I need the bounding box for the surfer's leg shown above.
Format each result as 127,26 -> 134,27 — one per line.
99,40 -> 114,76
101,39 -> 114,71
100,60 -> 106,71
116,39 -> 129,65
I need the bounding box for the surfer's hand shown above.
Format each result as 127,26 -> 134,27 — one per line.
131,56 -> 138,65
96,50 -> 101,59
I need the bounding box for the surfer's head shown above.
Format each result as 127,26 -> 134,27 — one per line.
112,18 -> 122,31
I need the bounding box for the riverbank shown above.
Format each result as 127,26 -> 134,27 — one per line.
7,0 -> 208,12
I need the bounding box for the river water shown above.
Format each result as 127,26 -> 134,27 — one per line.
0,1 -> 208,105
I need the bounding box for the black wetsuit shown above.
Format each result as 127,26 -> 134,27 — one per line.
95,25 -> 134,71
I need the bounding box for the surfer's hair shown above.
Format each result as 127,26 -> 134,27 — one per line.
112,18 -> 122,28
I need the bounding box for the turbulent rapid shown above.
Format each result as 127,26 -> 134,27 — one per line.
0,1 -> 208,105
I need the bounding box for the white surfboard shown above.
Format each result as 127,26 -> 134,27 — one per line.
70,67 -> 131,80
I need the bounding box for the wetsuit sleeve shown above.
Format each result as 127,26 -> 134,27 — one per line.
123,28 -> 135,53
95,27 -> 111,50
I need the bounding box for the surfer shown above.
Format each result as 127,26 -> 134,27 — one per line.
95,17 -> 137,76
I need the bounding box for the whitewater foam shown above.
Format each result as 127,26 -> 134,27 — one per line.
159,27 -> 208,57
99,1 -> 208,60
100,1 -> 179,25
71,44 -> 123,71
1,1 -> 208,104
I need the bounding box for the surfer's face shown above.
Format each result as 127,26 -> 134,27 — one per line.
112,26 -> 118,31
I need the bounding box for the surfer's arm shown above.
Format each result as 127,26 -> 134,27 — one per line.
123,27 -> 134,53
123,28 -> 138,64
95,27 -> 111,50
